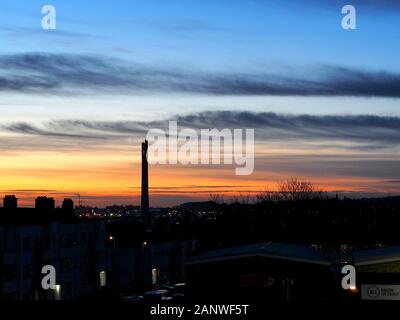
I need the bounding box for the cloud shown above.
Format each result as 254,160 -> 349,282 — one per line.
0,53 -> 400,97
130,185 -> 254,190
386,180 -> 400,184
324,0 -> 400,9
254,155 -> 400,180
2,111 -> 400,152
174,111 -> 400,147
277,0 -> 400,11
6,189 -> 57,192
0,25 -> 96,39
4,122 -> 109,139
149,19 -> 226,33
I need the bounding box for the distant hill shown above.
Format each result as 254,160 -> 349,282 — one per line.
178,201 -> 218,211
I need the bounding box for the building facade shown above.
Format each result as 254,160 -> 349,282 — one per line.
0,197 -> 108,300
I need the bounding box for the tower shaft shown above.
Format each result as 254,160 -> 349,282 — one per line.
141,140 -> 149,224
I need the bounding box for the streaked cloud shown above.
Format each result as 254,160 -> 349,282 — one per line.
149,19 -> 227,33
300,0 -> 400,10
1,53 -> 400,97
2,111 -> 400,151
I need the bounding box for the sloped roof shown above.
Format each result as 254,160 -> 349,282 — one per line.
186,242 -> 331,266
352,246 -> 400,266
187,242 -> 400,268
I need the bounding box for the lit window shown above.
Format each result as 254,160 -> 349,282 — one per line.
152,268 -> 159,286
100,271 -> 106,287
54,285 -> 61,300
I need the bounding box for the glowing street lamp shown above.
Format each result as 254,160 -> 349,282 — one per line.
108,235 -> 116,248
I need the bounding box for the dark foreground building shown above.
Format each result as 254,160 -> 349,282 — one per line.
186,242 -> 400,302
186,242 -> 334,302
0,197 -> 107,300
0,195 -> 195,300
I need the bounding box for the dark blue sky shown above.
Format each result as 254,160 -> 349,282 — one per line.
0,0 -> 399,71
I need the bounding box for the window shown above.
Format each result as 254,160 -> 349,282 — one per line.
99,271 -> 106,287
152,268 -> 160,286
80,254 -> 87,267
23,265 -> 31,280
65,282 -> 72,293
66,234 -> 73,246
95,252 -> 101,264
80,232 -> 86,243
60,258 -> 73,272
54,285 -> 61,301
4,264 -> 16,281
45,233 -> 52,249
23,237 -> 31,251
23,292 -> 31,300
59,235 -> 64,247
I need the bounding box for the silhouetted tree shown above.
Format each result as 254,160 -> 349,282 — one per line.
209,193 -> 225,204
278,177 -> 324,201
229,192 -> 252,205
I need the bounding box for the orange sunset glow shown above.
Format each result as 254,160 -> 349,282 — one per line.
1,140 -> 398,207
1,0 -> 400,208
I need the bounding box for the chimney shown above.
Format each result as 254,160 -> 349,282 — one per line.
35,196 -> 55,211
141,140 -> 150,225
62,198 -> 74,213
3,195 -> 17,209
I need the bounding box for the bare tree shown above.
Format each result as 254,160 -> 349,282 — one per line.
256,189 -> 281,202
229,192 -> 252,205
257,178 -> 324,202
278,177 -> 324,201
209,193 -> 225,204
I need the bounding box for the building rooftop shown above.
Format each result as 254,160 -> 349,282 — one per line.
188,242 -> 400,268
352,246 -> 400,266
187,242 -> 331,266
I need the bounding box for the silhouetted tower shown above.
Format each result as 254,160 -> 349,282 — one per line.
141,139 -> 150,224
35,196 -> 55,211
3,195 -> 17,209
62,198 -> 74,213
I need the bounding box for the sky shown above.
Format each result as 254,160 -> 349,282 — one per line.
0,0 -> 399,207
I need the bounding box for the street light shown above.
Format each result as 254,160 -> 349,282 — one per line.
349,286 -> 358,293
108,235 -> 116,248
